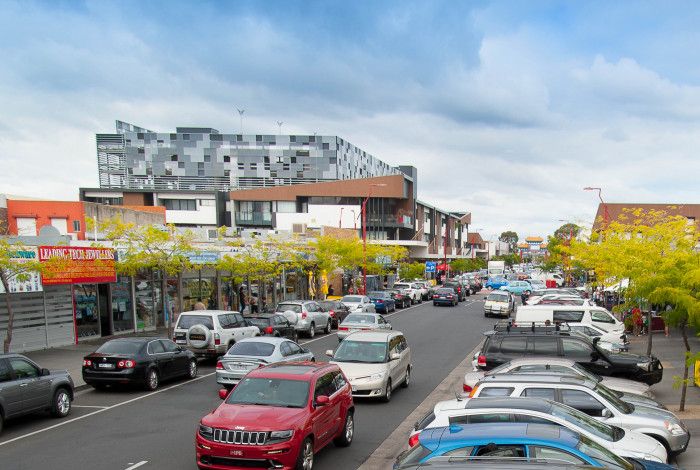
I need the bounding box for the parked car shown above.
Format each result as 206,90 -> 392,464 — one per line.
328,331 -> 411,402
173,311 -> 260,359
485,276 -> 509,290
468,374 -> 689,456
442,281 -> 466,301
398,422 -> 671,469
0,354 -> 74,433
318,300 -> 351,327
410,397 -> 667,463
244,313 -> 298,341
465,275 -> 482,294
410,281 -> 431,300
274,300 -> 333,338
387,288 -> 411,308
83,337 -> 197,391
465,357 -> 653,398
432,287 -> 458,306
340,295 -> 377,313
529,279 -> 546,290
337,313 -> 392,341
392,282 -> 422,304
475,324 -> 663,385
516,304 -> 624,334
367,291 -> 397,313
197,363 -> 354,470
499,280 -> 533,296
483,290 -> 515,318
569,323 -> 629,353
216,337 -> 314,388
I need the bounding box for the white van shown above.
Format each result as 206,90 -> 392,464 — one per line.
515,304 -> 623,333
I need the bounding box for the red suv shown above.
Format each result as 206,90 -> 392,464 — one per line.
196,362 -> 354,470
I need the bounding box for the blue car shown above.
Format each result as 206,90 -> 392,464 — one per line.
499,280 -> 533,295
367,291 -> 396,313
395,423 -> 674,470
485,276 -> 509,290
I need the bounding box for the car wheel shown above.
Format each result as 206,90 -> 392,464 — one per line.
401,367 -> 411,388
295,437 -> 314,470
334,411 -> 354,447
51,388 -> 71,418
145,368 -> 159,391
382,379 -> 392,402
308,322 -> 315,338
433,302 -> 438,306
324,320 -> 332,334
188,359 -> 198,379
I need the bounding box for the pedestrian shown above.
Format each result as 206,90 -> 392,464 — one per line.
328,285 -> 335,297
520,291 -> 529,305
238,285 -> 246,312
250,294 -> 258,314
631,307 -> 642,336
193,298 -> 206,310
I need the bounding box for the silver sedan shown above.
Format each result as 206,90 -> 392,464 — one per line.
337,313 -> 391,341
216,337 -> 314,388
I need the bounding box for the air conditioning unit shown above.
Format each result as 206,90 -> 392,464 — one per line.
292,223 -> 307,234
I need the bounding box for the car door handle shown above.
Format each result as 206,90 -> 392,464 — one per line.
20,383 -> 28,387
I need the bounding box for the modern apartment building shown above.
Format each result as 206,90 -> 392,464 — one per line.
96,120 -> 399,192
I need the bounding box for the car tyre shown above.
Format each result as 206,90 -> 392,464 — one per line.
382,379 -> 392,402
51,388 -> 71,418
296,437 -> 314,470
308,322 -> 315,338
324,320 -> 332,334
145,368 -> 159,391
433,302 -> 438,306
334,411 -> 354,447
401,367 -> 411,388
188,359 -> 198,379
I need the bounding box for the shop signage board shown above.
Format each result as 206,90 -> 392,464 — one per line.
187,251 -> 220,264
0,247 -> 43,293
38,246 -> 117,285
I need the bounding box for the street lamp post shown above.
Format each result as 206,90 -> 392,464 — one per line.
362,183 -> 387,295
583,187 -> 609,227
339,207 -> 344,228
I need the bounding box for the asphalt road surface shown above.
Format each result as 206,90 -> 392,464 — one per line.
0,293 -> 494,470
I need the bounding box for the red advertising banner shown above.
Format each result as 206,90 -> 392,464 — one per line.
38,246 -> 117,285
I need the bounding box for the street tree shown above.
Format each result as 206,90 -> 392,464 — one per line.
490,253 -> 520,267
450,258 -> 486,273
498,231 -> 519,251
400,262 -> 427,280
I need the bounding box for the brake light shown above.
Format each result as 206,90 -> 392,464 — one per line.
329,310 -> 335,317
216,361 -> 224,370
462,383 -> 472,393
408,433 -> 420,448
265,326 -> 274,334
117,360 -> 135,369
477,354 -> 486,367
339,327 -> 348,331
377,299 -> 384,303
214,333 -> 221,345
448,295 -> 454,299
433,295 -> 438,299
302,311 -> 307,319
83,359 -> 92,367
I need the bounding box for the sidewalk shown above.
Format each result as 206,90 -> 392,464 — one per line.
628,329 -> 700,468
23,328 -> 170,391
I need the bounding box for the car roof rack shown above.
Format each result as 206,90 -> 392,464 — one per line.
492,319 -> 572,334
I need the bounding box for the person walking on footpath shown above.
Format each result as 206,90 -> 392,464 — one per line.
238,285 -> 246,312
194,298 -> 206,310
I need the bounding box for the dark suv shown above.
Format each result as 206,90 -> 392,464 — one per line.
476,323 -> 662,385
443,281 -> 467,301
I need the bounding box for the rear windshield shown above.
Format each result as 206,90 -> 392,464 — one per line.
177,314 -> 214,330
247,318 -> 271,329
344,314 -> 375,324
276,304 -> 301,314
342,296 -> 363,303
436,288 -> 454,294
318,301 -> 337,309
227,342 -> 276,357
487,293 -> 509,301
396,444 -> 433,467
553,311 -> 585,322
96,341 -> 143,354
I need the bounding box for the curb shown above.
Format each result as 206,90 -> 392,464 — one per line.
357,339 -> 485,469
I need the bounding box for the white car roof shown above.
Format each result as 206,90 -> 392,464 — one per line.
179,310 -> 240,316
344,330 -> 401,342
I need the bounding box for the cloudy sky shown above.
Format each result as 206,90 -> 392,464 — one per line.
1,1 -> 699,240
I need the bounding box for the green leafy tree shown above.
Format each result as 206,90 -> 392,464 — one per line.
498,231 -> 519,251
400,262 -> 427,280
491,254 -> 520,267
450,258 -> 486,273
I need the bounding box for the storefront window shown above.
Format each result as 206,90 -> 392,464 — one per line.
134,271 -> 159,331
74,284 -> 99,339
182,269 -> 218,312
111,276 -> 134,333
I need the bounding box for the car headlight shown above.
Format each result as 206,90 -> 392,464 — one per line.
369,372 -> 386,381
637,361 -> 652,371
664,420 -> 687,436
268,429 -> 294,442
199,424 -> 214,440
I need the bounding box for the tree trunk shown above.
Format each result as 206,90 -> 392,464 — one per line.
646,309 -> 653,356
680,320 -> 691,412
1,272 -> 14,353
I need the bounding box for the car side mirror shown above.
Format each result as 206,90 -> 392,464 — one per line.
601,408 -> 612,419
302,348 -> 310,353
316,395 -> 329,406
390,353 -> 401,361
591,351 -> 600,361
41,368 -> 51,376
325,349 -> 334,358
218,388 -> 230,400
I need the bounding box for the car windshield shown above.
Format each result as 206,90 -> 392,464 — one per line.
570,362 -> 603,381
393,284 -> 409,289
177,314 -> 214,330
342,296 -> 363,303
576,434 -> 633,470
275,304 -> 301,313
595,384 -> 634,414
247,318 -> 272,329
368,292 -> 387,298
550,402 -> 619,441
333,340 -> 388,363
225,377 -> 309,408
318,301 -> 336,309
96,341 -> 143,354
344,314 -> 376,324
487,293 -> 508,301
436,289 -> 454,294
226,341 -> 275,357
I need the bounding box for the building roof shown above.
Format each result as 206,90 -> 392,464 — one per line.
517,242 -> 529,249
593,203 -> 700,231
467,232 -> 484,244
525,236 -> 543,242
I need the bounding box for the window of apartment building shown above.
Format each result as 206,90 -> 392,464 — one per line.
165,168 -> 173,176
178,162 -> 185,168
50,218 -> 69,235
16,218 -> 37,236
297,171 -> 304,178
73,220 -> 81,232
264,164 -> 270,170
161,199 -> 196,211
236,135 -> 242,141
198,170 -> 205,176
290,136 -> 296,142
182,134 -> 190,140
199,199 -> 216,206
296,150 -> 309,156
270,171 -> 278,177
309,135 -> 315,143
238,163 -> 245,170
256,135 -> 262,142
137,133 -> 144,139
170,133 -> 177,140
138,147 -> 145,154
329,157 -> 337,164
283,164 -> 290,170
223,155 -> 230,162
275,201 -> 297,213
250,163 -> 257,169
224,170 -> 230,177
323,143 -> 330,150
157,140 -> 164,145
197,162 -> 204,168
204,155 -> 211,163
291,157 -> 297,163
170,154 -> 178,161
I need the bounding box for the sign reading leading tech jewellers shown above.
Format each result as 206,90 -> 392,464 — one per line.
38,246 -> 117,285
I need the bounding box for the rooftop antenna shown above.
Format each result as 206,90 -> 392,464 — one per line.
237,108 -> 245,134
276,121 -> 283,135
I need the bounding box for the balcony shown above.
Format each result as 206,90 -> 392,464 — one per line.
367,213 -> 413,229
235,211 -> 273,226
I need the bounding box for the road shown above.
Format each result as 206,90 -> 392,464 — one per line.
0,294 -> 493,470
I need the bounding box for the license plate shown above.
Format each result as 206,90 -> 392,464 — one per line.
175,339 -> 186,344
98,363 -> 114,369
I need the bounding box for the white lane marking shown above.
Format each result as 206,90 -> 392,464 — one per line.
72,405 -> 109,409
298,302 -> 425,345
125,462 -> 148,470
0,372 -> 216,448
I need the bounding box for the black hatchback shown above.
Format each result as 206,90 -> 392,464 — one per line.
318,300 -> 351,327
82,337 -> 198,391
244,314 -> 298,341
